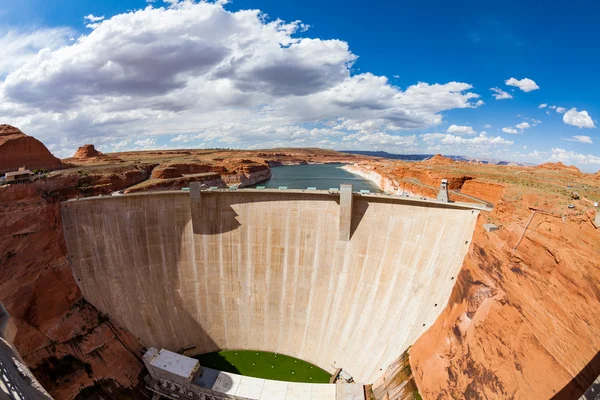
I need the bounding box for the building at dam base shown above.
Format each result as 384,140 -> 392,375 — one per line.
143,347 -> 362,400
61,187 -> 480,387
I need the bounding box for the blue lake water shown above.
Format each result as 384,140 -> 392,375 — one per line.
253,163 -> 382,192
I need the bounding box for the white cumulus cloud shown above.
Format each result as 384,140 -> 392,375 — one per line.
502,127 -> 518,134
134,138 -> 156,147
490,87 -> 512,100
446,124 -> 476,135
563,108 -> 596,128
0,28 -> 72,76
422,132 -> 513,146
551,148 -> 600,165
505,77 -> 539,92
515,122 -> 531,130
555,107 -> 566,114
565,135 -> 593,144
84,14 -> 105,29
0,1 -> 483,154
84,14 -> 105,22
538,103 -> 547,108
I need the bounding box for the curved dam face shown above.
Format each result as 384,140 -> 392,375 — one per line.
61,189 -> 479,383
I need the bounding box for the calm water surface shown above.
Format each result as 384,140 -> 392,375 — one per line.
254,163 -> 382,192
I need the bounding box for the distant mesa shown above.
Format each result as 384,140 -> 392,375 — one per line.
67,143 -> 125,165
422,154 -> 455,165
537,161 -> 581,173
0,124 -> 62,175
73,144 -> 103,159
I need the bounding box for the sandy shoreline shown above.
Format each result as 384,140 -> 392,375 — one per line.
341,164 -> 418,197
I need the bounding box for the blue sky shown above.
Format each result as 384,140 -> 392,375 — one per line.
0,0 -> 599,170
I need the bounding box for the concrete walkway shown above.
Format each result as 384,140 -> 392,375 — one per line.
193,368 -> 363,400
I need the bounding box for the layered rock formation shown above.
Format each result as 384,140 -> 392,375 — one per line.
220,161 -> 272,187
342,164 -> 416,196
410,199 -> 600,399
350,158 -> 600,399
63,143 -> 125,166
460,180 -> 506,205
127,160 -> 272,192
343,163 -> 481,205
0,165 -> 155,399
150,163 -> 213,179
73,144 -> 102,159
0,125 -> 61,174
537,161 -> 581,173
423,154 -> 455,165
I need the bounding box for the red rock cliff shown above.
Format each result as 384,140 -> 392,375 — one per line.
73,144 -> 102,159
0,166 -> 155,399
409,189 -> 600,399
0,125 -> 62,174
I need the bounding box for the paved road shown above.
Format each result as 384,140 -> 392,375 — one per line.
0,338 -> 52,399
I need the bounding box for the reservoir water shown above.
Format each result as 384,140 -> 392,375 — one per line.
255,163 -> 382,192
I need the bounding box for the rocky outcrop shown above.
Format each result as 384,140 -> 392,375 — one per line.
461,180 -> 505,205
151,163 -> 213,179
342,164 -> 477,202
73,144 -> 102,159
125,173 -> 226,193
423,154 -> 455,165
0,166 -> 154,399
265,159 -> 309,167
131,161 -> 272,192
537,161 -> 581,173
0,125 -> 61,174
65,143 -> 125,166
410,206 -> 600,398
342,164 -> 414,195
349,161 -> 600,399
221,164 -> 272,187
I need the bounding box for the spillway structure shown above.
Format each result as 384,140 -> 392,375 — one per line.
61,185 -> 481,396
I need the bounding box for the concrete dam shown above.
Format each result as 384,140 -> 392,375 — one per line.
61,187 -> 480,385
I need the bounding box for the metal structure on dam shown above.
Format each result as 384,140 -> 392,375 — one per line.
61,186 -> 481,386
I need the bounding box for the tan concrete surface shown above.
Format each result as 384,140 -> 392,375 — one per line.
339,184 -> 353,241
61,190 -> 479,383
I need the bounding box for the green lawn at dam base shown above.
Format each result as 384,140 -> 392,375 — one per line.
195,350 -> 332,383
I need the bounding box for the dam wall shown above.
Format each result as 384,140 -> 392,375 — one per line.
61,190 -> 479,383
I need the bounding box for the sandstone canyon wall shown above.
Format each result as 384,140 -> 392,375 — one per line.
0,166 -> 156,399
355,163 -> 600,399
0,125 -> 62,174
409,199 -> 600,399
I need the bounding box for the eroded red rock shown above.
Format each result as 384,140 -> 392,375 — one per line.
0,124 -> 61,174
73,144 -> 103,159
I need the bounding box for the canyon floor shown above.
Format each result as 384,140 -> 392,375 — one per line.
1,135 -> 599,399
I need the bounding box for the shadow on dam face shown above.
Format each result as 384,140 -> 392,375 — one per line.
61,193 -> 219,355
61,190 -> 480,384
